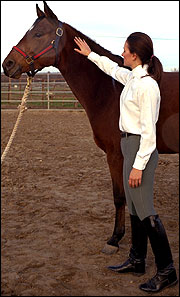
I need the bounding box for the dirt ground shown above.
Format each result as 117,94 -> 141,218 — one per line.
1,110 -> 179,296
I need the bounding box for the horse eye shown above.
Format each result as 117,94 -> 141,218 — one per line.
35,33 -> 42,38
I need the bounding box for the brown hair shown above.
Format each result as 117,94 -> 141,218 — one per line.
127,32 -> 163,86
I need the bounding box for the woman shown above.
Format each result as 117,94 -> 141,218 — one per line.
74,32 -> 177,293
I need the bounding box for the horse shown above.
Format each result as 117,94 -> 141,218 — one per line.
2,1 -> 179,254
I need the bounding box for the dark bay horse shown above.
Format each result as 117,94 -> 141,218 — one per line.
2,1 -> 179,253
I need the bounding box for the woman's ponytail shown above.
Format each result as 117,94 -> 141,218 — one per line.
148,55 -> 163,86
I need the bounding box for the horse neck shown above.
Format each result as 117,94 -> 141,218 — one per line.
57,23 -> 124,112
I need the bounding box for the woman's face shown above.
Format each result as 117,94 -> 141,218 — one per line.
122,41 -> 136,68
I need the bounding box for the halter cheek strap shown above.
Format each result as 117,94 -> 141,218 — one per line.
13,20 -> 63,77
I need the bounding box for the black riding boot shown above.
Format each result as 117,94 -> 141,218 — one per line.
139,215 -> 178,292
108,214 -> 147,274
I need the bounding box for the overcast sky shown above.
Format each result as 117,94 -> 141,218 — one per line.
1,1 -> 179,73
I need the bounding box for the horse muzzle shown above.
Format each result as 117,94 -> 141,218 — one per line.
2,59 -> 22,79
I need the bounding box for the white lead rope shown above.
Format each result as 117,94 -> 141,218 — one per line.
1,76 -> 32,164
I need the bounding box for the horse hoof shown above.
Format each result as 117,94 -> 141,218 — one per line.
102,243 -> 119,254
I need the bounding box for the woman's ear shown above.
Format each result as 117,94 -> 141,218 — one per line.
132,53 -> 138,61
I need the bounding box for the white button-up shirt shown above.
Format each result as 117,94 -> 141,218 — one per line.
88,52 -> 161,170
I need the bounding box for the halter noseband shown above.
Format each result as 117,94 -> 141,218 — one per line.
13,21 -> 63,77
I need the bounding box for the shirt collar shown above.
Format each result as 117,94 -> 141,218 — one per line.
132,64 -> 148,78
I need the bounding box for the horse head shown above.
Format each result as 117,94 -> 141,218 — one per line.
2,1 -> 64,78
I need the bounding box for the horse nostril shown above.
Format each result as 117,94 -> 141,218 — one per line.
6,59 -> 15,70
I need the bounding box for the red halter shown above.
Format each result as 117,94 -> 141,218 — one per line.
12,21 -> 63,77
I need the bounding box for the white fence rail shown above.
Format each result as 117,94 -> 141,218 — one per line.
1,72 -> 83,110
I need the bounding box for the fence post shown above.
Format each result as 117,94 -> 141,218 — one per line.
8,77 -> 11,101
47,71 -> 50,110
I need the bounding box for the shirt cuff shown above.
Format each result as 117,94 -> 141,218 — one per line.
87,51 -> 100,62
133,157 -> 148,171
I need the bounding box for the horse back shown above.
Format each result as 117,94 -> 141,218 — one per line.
157,72 -> 179,153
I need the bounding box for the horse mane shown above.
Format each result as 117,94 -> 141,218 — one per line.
65,23 -> 125,67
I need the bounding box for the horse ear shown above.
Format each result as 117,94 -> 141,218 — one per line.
36,4 -> 45,18
43,1 -> 58,20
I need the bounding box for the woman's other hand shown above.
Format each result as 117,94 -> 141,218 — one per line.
129,168 -> 142,188
74,37 -> 91,56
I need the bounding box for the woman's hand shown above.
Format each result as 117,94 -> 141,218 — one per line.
74,37 -> 91,56
129,168 -> 142,188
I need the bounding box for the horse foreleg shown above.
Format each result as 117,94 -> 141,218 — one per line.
102,153 -> 126,254
107,179 -> 125,246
